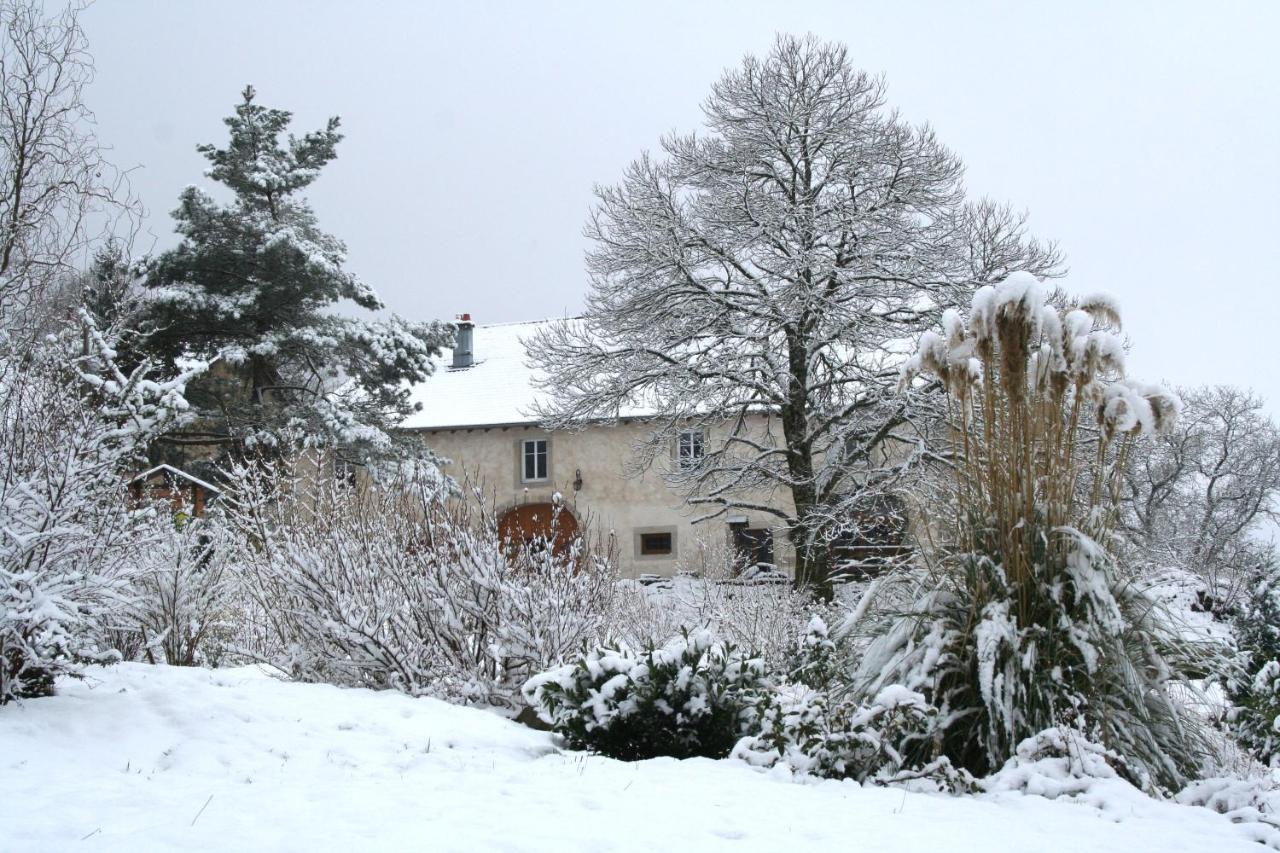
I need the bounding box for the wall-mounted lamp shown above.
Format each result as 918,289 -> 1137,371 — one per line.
573,468 -> 583,491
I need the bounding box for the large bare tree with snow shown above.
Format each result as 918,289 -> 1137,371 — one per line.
1120,385 -> 1280,612
0,0 -> 133,330
529,35 -> 1060,593
0,0 -> 187,703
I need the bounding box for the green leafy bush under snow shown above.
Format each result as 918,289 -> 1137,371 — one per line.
731,617 -> 967,788
1231,660 -> 1280,767
1230,564 -> 1280,766
521,629 -> 767,761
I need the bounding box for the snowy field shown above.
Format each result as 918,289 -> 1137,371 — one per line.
0,663 -> 1266,852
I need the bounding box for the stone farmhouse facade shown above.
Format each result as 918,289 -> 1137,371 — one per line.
404,317 -> 801,579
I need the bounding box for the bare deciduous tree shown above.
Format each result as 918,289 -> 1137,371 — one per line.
528,34 -> 1060,594
0,0 -> 134,327
1121,385 -> 1280,612
0,0 -> 181,704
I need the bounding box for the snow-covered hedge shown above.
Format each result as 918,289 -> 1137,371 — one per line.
223,459 -> 616,711
522,629 -> 767,760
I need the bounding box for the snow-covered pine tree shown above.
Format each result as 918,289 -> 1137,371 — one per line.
140,86 -> 451,465
527,35 -> 1061,596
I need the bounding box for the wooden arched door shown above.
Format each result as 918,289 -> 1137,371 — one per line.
498,502 -> 579,555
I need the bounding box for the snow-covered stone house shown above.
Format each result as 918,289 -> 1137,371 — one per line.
404,317 -> 800,579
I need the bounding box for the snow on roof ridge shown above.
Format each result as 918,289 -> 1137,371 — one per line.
130,463 -> 222,494
469,316 -> 581,330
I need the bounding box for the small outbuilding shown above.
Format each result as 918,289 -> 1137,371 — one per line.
127,464 -> 221,518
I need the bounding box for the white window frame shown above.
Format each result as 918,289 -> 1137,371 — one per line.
522,438 -> 549,483
677,429 -> 704,472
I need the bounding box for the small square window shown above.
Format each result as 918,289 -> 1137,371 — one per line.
334,457 -> 358,486
639,531 -> 673,556
522,439 -> 548,482
677,430 -> 704,471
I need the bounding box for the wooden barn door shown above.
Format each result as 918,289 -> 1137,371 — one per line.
498,503 -> 579,555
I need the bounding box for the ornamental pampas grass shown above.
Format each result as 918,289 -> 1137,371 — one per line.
861,272 -> 1218,792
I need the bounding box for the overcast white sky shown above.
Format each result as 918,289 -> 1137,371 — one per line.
82,1 -> 1280,411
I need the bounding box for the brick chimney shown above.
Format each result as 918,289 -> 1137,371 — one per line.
452,313 -> 475,369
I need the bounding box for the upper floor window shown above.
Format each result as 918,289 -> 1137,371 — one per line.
522,438 -> 548,482
333,456 -> 358,486
677,429 -> 704,472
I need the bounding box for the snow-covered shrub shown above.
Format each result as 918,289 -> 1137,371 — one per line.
982,727 -> 1136,799
853,274 -> 1224,791
731,618 -> 967,788
1229,561 -> 1280,765
122,512 -> 239,667
224,459 -> 616,711
0,0 -> 195,704
609,544 -> 838,673
1231,659 -> 1280,767
522,629 -> 767,760
1176,776 -> 1280,845
788,614 -> 843,691
0,317 -> 193,703
734,681 -> 960,786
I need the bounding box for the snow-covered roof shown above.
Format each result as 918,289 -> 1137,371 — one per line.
129,464 -> 222,494
402,320 -> 557,430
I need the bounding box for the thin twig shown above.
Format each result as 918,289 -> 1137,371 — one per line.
190,794 -> 213,827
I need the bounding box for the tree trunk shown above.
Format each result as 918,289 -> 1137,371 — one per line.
781,325 -> 834,599
789,484 -> 835,600
249,354 -> 282,405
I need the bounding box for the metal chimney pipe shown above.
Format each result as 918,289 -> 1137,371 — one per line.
452,313 -> 475,368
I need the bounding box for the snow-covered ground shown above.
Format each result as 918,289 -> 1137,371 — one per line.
0,663 -> 1267,852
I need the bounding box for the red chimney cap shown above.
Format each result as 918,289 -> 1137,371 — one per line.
457,313 -> 472,322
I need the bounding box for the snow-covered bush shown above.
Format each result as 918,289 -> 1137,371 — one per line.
609,563 -> 836,673
1228,561 -> 1280,765
851,273 -> 1224,791
1231,659 -> 1280,767
982,727 -> 1137,800
224,458 -> 616,711
0,317 -> 193,702
734,680 -> 958,786
1176,776 -> 1280,845
730,618 -> 967,788
0,0 -> 194,703
523,629 -> 768,760
122,512 -> 239,667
